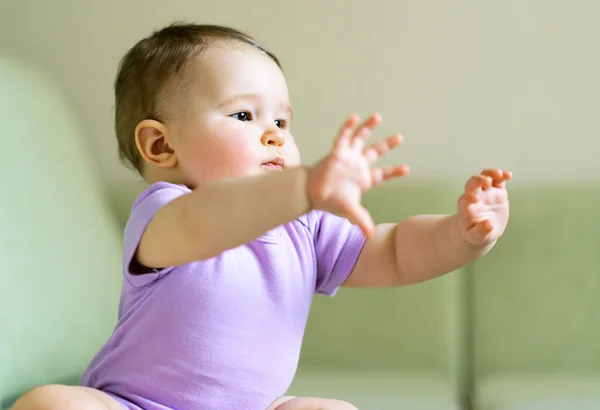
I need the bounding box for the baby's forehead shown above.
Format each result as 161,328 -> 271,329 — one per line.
181,43 -> 290,104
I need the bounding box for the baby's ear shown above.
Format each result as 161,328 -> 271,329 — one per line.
135,119 -> 178,168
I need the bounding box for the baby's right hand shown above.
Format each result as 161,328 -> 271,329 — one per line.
307,113 -> 409,237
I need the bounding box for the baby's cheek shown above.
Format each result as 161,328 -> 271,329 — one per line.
211,138 -> 260,176
283,141 -> 301,167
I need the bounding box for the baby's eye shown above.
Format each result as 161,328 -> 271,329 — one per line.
275,119 -> 288,129
231,112 -> 251,121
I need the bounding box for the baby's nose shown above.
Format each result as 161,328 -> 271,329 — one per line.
261,129 -> 285,146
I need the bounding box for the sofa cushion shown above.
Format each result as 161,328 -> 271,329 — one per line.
472,187 -> 600,377
476,374 -> 600,410
288,371 -> 462,410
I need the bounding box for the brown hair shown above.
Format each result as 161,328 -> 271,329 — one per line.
114,22 -> 281,173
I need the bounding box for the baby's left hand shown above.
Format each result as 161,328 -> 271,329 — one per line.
457,168 -> 512,246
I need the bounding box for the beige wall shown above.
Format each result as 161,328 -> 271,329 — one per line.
2,0 -> 598,185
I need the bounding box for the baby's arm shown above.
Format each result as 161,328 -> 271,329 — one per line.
137,167 -> 310,268
345,169 -> 511,287
137,113 -> 405,269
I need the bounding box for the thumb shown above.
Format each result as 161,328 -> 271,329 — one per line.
343,203 -> 375,238
465,218 -> 495,244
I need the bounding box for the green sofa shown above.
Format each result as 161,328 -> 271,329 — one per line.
0,55 -> 123,408
2,56 -> 599,410
470,187 -> 600,410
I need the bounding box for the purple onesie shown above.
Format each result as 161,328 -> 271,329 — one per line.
80,182 -> 366,410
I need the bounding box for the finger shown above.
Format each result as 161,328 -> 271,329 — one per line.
481,168 -> 513,188
457,194 -> 478,216
458,187 -> 492,207
334,114 -> 360,151
371,165 -> 410,186
458,197 -> 488,220
464,174 -> 492,195
467,218 -> 495,242
350,112 -> 382,151
340,202 -> 375,238
481,168 -> 513,181
364,133 -> 404,165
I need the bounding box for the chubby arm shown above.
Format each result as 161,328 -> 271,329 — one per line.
137,113 -> 407,270
137,167 -> 310,268
345,216 -> 491,287
345,169 -> 511,287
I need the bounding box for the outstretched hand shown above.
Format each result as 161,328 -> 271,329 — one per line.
457,168 -> 512,246
307,113 -> 409,237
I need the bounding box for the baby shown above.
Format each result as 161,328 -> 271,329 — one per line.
12,23 -> 512,410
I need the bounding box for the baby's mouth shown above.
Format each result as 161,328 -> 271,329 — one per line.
261,157 -> 285,170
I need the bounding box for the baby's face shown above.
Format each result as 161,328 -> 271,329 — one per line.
167,42 -> 300,187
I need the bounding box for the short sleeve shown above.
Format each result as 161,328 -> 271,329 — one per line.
311,211 -> 367,296
122,182 -> 190,287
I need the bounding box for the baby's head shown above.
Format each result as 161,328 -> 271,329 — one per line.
115,23 -> 300,187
